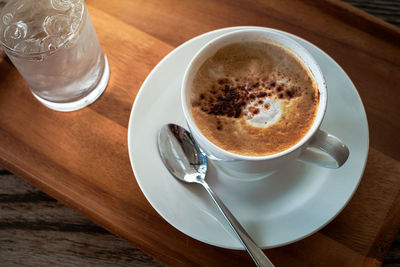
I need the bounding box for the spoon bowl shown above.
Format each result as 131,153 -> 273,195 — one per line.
157,124 -> 207,183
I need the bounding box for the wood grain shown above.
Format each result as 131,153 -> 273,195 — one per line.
0,0 -> 399,266
0,166 -> 163,266
345,0 -> 400,26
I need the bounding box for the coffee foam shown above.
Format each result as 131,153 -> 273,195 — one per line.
190,41 -> 319,156
192,70 -> 299,126
243,97 -> 281,128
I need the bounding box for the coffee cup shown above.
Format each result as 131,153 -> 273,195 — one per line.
181,28 -> 349,180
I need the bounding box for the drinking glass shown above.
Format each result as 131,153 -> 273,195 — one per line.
0,0 -> 109,111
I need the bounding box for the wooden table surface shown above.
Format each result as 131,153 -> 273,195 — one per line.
1,0 -> 400,266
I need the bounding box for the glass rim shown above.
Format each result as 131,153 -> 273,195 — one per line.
0,0 -> 86,57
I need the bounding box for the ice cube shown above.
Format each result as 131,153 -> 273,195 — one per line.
50,0 -> 72,11
39,35 -> 61,52
2,13 -> 13,26
43,14 -> 71,37
3,21 -> 27,46
14,38 -> 41,53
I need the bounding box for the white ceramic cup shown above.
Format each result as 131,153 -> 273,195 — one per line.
182,28 -> 349,180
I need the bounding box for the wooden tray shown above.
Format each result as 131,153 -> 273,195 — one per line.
0,0 -> 399,265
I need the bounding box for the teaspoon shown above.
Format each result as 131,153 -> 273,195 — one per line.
157,123 -> 274,267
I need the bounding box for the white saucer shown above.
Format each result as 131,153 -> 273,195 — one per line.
127,27 -> 369,249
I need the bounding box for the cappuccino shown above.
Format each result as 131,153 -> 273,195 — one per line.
190,41 -> 319,156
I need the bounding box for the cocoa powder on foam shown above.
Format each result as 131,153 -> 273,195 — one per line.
190,41 -> 319,156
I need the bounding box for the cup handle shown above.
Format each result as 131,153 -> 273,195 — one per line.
297,129 -> 349,168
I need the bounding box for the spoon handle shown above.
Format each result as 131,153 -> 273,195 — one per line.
200,181 -> 274,267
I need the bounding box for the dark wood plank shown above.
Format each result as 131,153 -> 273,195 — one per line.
0,166 -> 164,266
344,0 -> 400,26
384,233 -> 400,266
